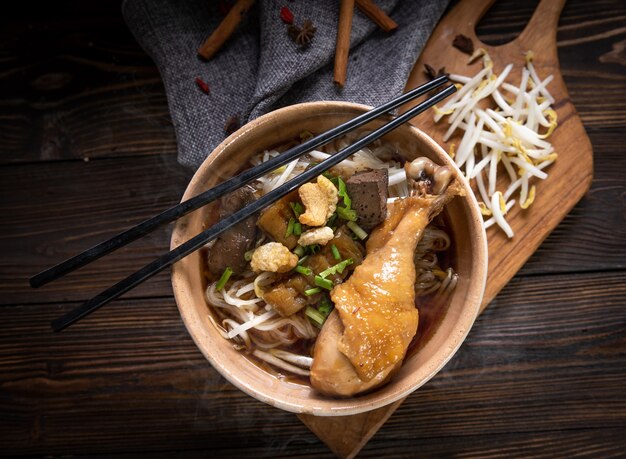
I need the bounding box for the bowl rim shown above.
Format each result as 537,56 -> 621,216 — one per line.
171,100 -> 488,416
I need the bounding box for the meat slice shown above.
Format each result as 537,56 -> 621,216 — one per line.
346,169 -> 388,230
206,186 -> 257,276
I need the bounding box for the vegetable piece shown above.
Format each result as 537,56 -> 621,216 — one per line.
293,245 -> 305,257
293,222 -> 302,236
317,296 -> 333,318
216,267 -> 233,291
314,275 -> 334,290
331,244 -> 341,260
290,202 -> 303,218
435,49 -> 557,238
347,221 -> 368,240
305,287 -> 321,296
295,265 -> 312,276
336,206 -> 358,221
285,217 -> 295,238
305,306 -> 326,328
336,177 -> 352,208
319,258 -> 354,279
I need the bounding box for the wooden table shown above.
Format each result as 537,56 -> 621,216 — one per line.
1,1 -> 625,456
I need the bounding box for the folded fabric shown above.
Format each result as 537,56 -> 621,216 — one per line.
123,0 -> 449,169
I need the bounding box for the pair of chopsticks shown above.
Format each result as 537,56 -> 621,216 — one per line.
32,76 -> 455,332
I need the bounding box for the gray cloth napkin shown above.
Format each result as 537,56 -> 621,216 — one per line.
123,0 -> 449,169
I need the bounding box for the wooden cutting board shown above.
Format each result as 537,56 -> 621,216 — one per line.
297,0 -> 593,457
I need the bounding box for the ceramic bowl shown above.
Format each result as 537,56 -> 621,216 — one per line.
171,101 -> 487,416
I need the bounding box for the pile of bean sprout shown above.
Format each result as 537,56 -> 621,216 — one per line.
434,49 -> 558,238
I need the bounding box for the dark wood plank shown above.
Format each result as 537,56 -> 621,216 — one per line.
29,427 -> 626,458
0,2 -> 176,164
1,271 -> 624,455
0,155 -> 191,304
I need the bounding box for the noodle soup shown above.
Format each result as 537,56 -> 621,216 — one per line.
172,101 -> 486,414
201,132 -> 460,397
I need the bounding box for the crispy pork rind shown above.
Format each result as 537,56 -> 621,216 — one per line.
298,175 -> 338,227
250,242 -> 298,273
297,226 -> 334,247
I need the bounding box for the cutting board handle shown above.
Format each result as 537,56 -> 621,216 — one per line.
446,0 -> 566,54
517,0 -> 566,49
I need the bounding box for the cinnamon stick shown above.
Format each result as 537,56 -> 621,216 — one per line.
356,0 -> 398,32
334,0 -> 356,87
197,0 -> 256,61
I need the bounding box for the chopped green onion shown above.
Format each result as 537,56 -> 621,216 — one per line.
326,212 -> 338,227
330,244 -> 340,260
336,177 -> 351,208
305,306 -> 326,328
337,206 -> 357,221
317,297 -> 333,318
297,255 -> 309,265
295,265 -> 312,276
322,171 -> 335,181
293,222 -> 302,236
244,249 -> 255,262
305,287 -> 321,296
285,217 -> 295,238
319,258 -> 354,279
215,267 -> 233,291
347,221 -> 368,240
315,275 -> 334,290
307,244 -> 321,254
293,245 -> 305,257
290,202 -> 303,218
335,258 -> 353,274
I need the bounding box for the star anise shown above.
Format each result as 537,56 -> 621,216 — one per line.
288,19 -> 317,47
452,34 -> 474,55
423,64 -> 448,80
423,64 -> 449,96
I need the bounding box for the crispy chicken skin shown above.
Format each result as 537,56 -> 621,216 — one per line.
310,158 -> 462,397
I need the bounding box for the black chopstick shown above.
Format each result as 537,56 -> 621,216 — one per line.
51,84 -> 456,332
30,75 -> 449,289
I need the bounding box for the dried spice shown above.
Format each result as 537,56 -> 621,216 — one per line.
225,115 -> 240,135
280,6 -> 294,24
453,34 -> 474,55
423,64 -> 447,80
288,20 -> 317,47
195,77 -> 210,94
